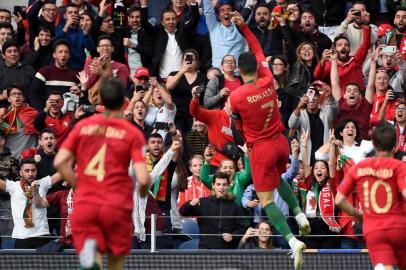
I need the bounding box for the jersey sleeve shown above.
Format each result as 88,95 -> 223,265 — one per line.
5,180 -> 17,194
130,129 -> 147,163
396,163 -> 406,192
338,166 -> 356,196
60,122 -> 81,155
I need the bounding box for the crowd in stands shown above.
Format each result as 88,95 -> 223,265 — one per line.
0,0 -> 405,251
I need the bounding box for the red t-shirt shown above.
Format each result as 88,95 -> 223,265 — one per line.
61,114 -> 146,210
224,78 -> 242,94
178,176 -> 211,208
338,157 -> 406,235
370,94 -> 398,126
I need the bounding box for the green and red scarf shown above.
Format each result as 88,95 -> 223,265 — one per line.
20,179 -> 34,228
145,152 -> 168,202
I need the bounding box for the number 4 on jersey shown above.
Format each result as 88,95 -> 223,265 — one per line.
84,144 -> 107,182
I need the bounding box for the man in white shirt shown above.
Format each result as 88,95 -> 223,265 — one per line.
0,158 -> 60,249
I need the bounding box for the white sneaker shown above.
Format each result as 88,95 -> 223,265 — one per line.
291,240 -> 306,270
79,239 -> 97,269
295,213 -> 311,236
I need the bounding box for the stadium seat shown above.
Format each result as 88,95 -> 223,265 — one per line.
178,239 -> 199,250
181,219 -> 199,240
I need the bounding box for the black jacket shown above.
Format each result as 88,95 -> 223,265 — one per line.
140,4 -> 199,77
180,195 -> 246,249
301,0 -> 346,27
125,27 -> 155,71
285,62 -> 315,109
294,30 -> 332,59
23,45 -> 54,71
27,0 -> 56,49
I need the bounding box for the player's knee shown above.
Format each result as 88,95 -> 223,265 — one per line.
257,191 -> 274,208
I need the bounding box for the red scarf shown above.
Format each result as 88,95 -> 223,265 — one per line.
20,179 -> 34,228
1,105 -> 38,135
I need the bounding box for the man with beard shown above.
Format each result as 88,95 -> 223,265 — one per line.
139,0 -> 199,78
383,7 -> 406,61
34,92 -> 85,148
334,2 -> 378,55
295,10 -> 332,59
379,49 -> 406,93
0,158 -> 61,249
23,26 -> 55,71
30,40 -> 80,111
314,24 -> 371,92
331,48 -> 374,141
124,6 -> 154,76
27,0 -> 57,48
203,0 -> 245,68
56,3 -> 95,70
0,40 -> 36,106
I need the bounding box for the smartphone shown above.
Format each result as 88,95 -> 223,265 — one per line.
306,87 -> 316,102
155,122 -> 169,130
185,54 -> 194,64
353,10 -> 361,17
83,105 -> 96,114
382,46 -> 397,54
135,85 -> 144,92
14,6 -> 27,20
393,91 -> 404,100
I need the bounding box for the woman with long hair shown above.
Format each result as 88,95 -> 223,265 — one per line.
285,42 -> 319,110
271,55 -> 290,128
238,221 -> 275,249
300,129 -> 340,249
166,49 -> 206,134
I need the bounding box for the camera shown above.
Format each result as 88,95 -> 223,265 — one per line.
155,122 -> 169,130
185,53 -> 194,64
83,105 -> 96,114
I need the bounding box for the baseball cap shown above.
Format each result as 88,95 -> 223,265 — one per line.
378,24 -> 393,38
134,67 -> 150,78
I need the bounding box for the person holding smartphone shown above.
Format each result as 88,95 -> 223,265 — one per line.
238,221 -> 274,249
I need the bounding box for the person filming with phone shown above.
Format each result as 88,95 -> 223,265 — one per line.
288,82 -> 338,165
238,221 -> 275,249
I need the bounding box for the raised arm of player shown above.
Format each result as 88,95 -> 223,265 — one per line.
54,149 -> 77,188
232,11 -> 272,79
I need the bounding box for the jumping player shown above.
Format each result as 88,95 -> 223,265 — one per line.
54,79 -> 150,270
228,13 -> 309,270
336,123 -> 406,270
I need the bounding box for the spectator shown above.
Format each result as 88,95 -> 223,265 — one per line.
56,3 -> 95,70
186,119 -> 209,156
29,39 -> 79,111
302,1 -> 347,38
23,26 -> 55,71
286,2 -> 301,31
0,40 -> 36,106
0,9 -> 11,24
334,2 -> 378,56
128,99 -> 153,140
189,94 -> 238,168
128,67 -> 151,98
90,0 -> 127,64
294,10 -> 332,59
330,48 -> 374,140
84,35 -> 130,104
79,10 -> 93,37
0,23 -> 14,53
33,92 -> 84,148
383,102 -> 406,152
271,55 -> 291,128
382,7 -> 406,60
0,158 -> 61,249
179,172 -> 246,249
288,83 -> 338,165
27,0 -> 57,48
203,0 -> 245,68
167,49 -> 205,133
238,221 -> 275,249
125,6 -> 155,76
200,144 -> 251,206
0,130 -> 19,249
284,42 -> 318,110
241,184 -> 262,225
204,55 -> 242,109
139,0 -> 199,78
144,80 -> 176,140
377,48 -> 406,93
369,47 -> 401,125
300,130 -> 340,249
314,26 -> 371,92
177,155 -> 210,208
59,0 -> 97,20
0,86 -> 38,159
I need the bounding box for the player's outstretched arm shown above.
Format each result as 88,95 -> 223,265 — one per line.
231,11 -> 271,78
133,161 -> 151,198
54,149 -> 76,188
335,192 -> 362,222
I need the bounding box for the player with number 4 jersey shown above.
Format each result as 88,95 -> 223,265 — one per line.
336,123 -> 406,270
54,79 -> 150,270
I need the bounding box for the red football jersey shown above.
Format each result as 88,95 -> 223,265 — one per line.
61,114 -> 146,210
230,23 -> 284,147
338,157 -> 406,235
